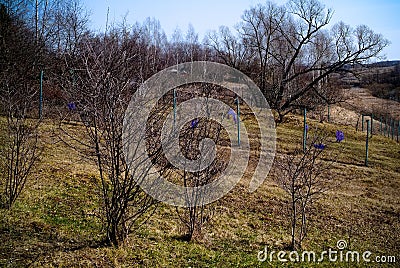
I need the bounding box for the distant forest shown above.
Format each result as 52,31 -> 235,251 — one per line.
361,61 -> 400,102
0,0 -> 391,121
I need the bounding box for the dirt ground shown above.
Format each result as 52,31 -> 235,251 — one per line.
308,87 -> 400,131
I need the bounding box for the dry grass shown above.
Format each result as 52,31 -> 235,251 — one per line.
0,113 -> 399,267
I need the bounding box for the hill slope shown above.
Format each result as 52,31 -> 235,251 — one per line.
0,115 -> 399,267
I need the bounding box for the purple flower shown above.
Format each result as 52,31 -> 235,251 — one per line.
336,130 -> 344,142
305,124 -> 309,132
313,143 -> 326,150
191,118 -> 199,129
228,108 -> 237,124
67,102 -> 76,111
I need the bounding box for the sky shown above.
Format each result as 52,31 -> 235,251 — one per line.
82,0 -> 400,61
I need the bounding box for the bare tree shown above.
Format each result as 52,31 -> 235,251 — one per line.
165,24 -> 203,67
214,0 -> 390,121
239,1 -> 286,100
141,82 -> 228,241
48,0 -> 89,54
183,24 -> 201,63
205,25 -> 252,70
0,93 -> 41,209
275,129 -> 344,249
0,4 -> 42,209
9,0 -> 90,54
175,84 -> 228,241
137,17 -> 168,76
58,27 -> 159,247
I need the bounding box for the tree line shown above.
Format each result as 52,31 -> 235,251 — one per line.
0,0 -> 390,120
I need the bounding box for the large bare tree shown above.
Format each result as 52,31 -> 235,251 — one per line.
207,0 -> 389,121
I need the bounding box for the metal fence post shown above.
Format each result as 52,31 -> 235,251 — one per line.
303,107 -> 307,152
365,119 -> 370,167
236,96 -> 240,147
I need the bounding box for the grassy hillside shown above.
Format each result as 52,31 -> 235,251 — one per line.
0,115 -> 399,267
